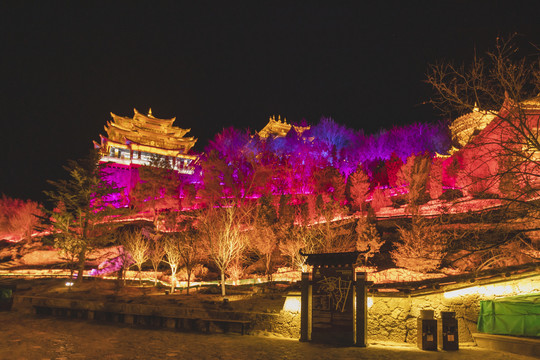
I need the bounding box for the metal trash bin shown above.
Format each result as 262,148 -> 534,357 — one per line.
439,311 -> 458,351
417,310 -> 437,351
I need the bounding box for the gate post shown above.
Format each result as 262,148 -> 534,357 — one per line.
356,272 -> 367,347
300,272 -> 310,341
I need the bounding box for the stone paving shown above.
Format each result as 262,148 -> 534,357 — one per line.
0,312 -> 533,360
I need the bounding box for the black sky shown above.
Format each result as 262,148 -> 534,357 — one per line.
1,1 -> 539,204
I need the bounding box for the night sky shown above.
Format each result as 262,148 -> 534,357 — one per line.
1,1 -> 539,204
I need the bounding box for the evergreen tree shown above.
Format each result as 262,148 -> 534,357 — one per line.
44,150 -> 123,283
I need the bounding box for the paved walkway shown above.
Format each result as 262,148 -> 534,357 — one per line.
0,312 -> 532,360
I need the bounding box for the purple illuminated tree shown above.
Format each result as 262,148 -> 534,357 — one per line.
386,153 -> 404,188
130,155 -> 180,231
201,127 -> 272,207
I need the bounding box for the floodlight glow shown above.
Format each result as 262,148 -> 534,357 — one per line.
283,295 -> 301,313
443,280 -> 535,299
367,297 -> 373,309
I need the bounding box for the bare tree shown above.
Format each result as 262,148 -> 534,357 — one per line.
121,229 -> 150,285
427,35 -> 540,205
163,235 -> 182,292
425,35 -> 540,267
248,224 -> 277,280
199,206 -> 247,296
175,227 -> 205,294
279,225 -> 315,271
147,231 -> 165,286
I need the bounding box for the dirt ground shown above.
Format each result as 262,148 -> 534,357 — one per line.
0,311 -> 534,360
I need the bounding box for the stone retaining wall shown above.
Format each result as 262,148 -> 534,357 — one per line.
12,294 -> 300,338
368,274 -> 540,344
12,273 -> 539,343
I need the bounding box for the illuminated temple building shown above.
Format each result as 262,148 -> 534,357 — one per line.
95,109 -> 198,173
449,104 -> 497,148
94,109 -> 199,205
256,115 -> 310,138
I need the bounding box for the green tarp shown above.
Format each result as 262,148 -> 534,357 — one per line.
477,293 -> 540,337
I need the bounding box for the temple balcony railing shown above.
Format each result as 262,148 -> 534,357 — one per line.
100,155 -> 195,174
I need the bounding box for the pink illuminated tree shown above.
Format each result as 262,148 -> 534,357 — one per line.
429,157 -> 444,200
0,195 -> 43,243
201,127 -> 273,208
130,155 -> 180,231
385,153 -> 404,188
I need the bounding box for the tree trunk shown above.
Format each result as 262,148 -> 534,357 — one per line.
265,255 -> 272,282
153,264 -> 159,286
186,271 -> 191,295
221,271 -> 226,297
170,265 -> 177,293
76,246 -> 86,284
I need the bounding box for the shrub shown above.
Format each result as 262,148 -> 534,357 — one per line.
438,189 -> 464,201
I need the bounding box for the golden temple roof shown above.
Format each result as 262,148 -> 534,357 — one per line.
104,108 -> 197,153
450,105 -> 497,147
257,115 -> 310,139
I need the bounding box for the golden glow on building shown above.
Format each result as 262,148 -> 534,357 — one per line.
450,105 -> 497,147
94,109 -> 198,174
257,115 -> 310,139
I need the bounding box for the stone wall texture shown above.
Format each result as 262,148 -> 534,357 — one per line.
367,274 -> 540,344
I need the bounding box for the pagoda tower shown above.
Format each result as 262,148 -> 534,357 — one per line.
94,109 -> 200,207
95,108 -> 198,174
